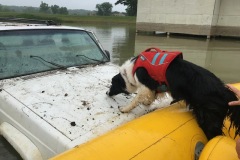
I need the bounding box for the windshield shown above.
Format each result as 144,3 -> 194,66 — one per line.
0,29 -> 109,80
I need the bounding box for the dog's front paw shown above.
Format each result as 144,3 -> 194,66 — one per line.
142,100 -> 152,106
118,106 -> 131,113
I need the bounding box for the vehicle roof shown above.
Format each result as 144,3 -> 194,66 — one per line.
0,24 -> 87,32
0,18 -> 88,31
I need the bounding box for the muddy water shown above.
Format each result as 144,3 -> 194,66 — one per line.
74,23 -> 240,83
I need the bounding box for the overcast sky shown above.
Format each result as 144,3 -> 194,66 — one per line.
0,0 -> 126,12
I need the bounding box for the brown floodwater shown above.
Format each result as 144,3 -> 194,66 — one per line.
73,23 -> 240,83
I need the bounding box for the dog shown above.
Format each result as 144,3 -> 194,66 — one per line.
106,47 -> 240,140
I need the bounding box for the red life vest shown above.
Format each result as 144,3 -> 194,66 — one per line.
132,47 -> 183,87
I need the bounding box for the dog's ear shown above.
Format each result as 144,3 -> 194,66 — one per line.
112,73 -> 123,84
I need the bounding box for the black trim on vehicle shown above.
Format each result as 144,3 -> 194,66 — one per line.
0,17 -> 60,26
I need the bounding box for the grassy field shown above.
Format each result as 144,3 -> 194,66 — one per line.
0,12 -> 136,25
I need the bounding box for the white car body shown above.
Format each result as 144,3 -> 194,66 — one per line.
0,20 -> 171,159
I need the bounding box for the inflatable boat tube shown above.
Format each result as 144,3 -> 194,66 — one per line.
199,136 -> 238,160
50,101 -> 208,160
50,83 -> 240,160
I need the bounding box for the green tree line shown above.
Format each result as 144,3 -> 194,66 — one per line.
39,1 -> 68,15
1,0 -> 138,16
0,4 -> 12,12
0,2 -> 68,15
96,0 -> 137,16
115,0 -> 137,16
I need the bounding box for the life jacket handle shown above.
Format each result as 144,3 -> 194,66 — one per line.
144,47 -> 164,53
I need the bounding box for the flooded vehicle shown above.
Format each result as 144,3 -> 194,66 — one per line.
0,19 -> 171,160
1,19 -> 238,160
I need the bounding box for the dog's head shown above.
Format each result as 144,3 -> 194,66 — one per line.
106,73 -> 130,96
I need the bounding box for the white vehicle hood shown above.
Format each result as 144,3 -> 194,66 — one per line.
0,63 -> 172,147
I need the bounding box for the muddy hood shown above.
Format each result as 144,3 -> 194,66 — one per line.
0,63 -> 172,146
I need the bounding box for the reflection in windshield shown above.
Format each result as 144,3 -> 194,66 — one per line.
0,29 -> 108,79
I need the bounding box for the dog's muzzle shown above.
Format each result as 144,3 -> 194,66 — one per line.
106,90 -> 111,96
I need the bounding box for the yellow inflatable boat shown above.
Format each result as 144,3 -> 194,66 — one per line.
50,83 -> 240,160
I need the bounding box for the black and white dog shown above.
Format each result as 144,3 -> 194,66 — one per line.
106,47 -> 240,140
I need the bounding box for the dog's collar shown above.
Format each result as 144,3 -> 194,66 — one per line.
156,84 -> 168,92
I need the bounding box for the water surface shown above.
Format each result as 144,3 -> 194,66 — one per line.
73,23 -> 240,83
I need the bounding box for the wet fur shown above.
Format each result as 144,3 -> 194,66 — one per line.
107,57 -> 240,140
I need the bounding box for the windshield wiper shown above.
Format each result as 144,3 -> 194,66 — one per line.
30,55 -> 67,69
76,55 -> 104,64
